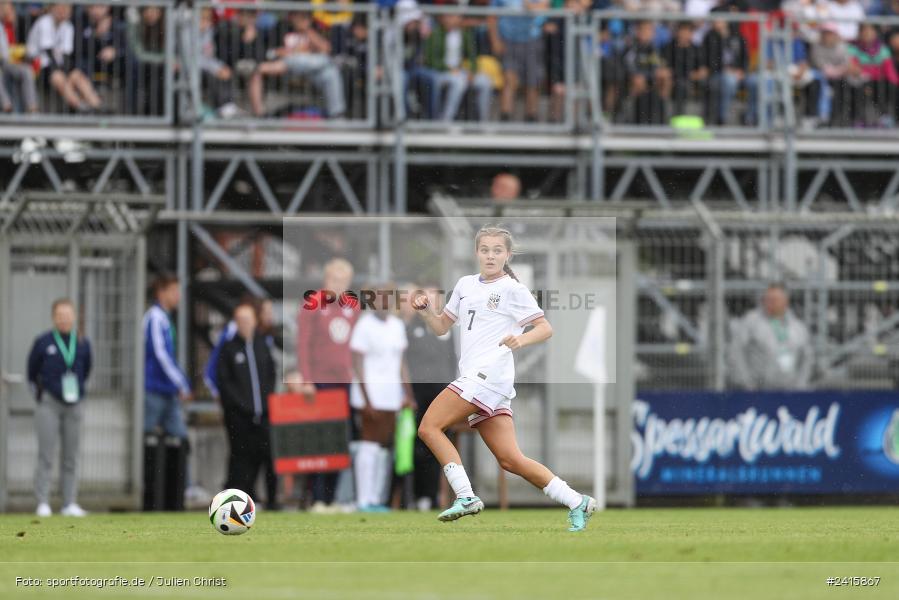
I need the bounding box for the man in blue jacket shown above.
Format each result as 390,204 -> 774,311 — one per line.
27,298 -> 92,517
142,274 -> 193,438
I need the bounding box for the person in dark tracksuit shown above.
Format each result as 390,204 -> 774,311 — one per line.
400,285 -> 458,511
27,298 -> 92,517
204,298 -> 279,501
216,302 -> 278,508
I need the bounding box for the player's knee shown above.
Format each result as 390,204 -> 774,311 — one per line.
417,421 -> 435,443
498,454 -> 522,475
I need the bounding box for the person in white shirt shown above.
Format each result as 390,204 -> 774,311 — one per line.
26,4 -> 102,112
350,282 -> 416,511
247,11 -> 345,118
413,226 -> 597,532
825,0 -> 866,42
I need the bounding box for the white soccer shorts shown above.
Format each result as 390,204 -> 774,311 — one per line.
446,375 -> 514,428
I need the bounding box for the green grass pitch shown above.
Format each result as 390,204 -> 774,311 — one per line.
2,507 -> 898,599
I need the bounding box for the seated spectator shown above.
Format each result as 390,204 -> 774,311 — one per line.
812,22 -> 852,125
125,6 -> 166,115
248,11 -> 346,118
702,13 -> 749,125
312,0 -> 353,54
618,20 -> 672,124
619,66 -> 672,124
684,0 -> 723,17
26,3 -> 103,113
198,7 -> 240,119
825,0 -> 865,42
0,1 -> 38,113
413,13 -> 493,121
215,9 -> 269,83
783,0 -> 829,44
661,21 -> 705,116
789,44 -> 828,128
545,0 -> 590,122
889,29 -> 899,79
74,4 -> 126,110
745,34 -> 823,126
491,172 -> 521,202
340,15 -> 369,117
847,22 -> 898,125
489,0 -> 548,122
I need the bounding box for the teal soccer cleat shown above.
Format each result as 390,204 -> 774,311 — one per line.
567,495 -> 597,532
437,496 -> 484,522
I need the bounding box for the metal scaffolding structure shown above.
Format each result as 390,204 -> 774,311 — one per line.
0,192 -> 162,511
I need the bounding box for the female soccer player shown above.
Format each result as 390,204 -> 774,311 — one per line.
413,226 -> 596,532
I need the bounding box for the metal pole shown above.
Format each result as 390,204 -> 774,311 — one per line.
817,239 -> 828,372
68,238 -> 80,304
177,138 -> 190,368
164,2 -> 176,124
191,127 -> 204,212
393,125 -> 406,213
0,236 -> 9,512
390,10 -> 406,214
614,239 -> 637,507
132,235 -> 147,509
591,129 -> 604,202
593,382 -> 606,510
177,220 -> 188,368
543,247 -> 559,469
710,236 -> 726,390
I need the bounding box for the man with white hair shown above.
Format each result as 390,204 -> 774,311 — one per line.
296,258 -> 360,511
730,283 -> 815,391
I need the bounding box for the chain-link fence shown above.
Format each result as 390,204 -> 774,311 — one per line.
634,218 -> 899,392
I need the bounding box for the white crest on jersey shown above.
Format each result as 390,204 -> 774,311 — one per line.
328,316 -> 351,344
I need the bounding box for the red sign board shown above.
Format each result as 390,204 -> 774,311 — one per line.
268,389 -> 351,474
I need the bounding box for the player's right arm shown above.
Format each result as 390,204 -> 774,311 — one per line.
413,281 -> 461,337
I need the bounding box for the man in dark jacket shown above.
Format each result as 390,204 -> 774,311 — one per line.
216,302 -> 278,507
27,298 -> 92,517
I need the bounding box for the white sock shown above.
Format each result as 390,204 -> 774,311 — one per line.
354,441 -> 379,507
373,447 -> 392,506
442,462 -> 474,499
543,476 -> 584,510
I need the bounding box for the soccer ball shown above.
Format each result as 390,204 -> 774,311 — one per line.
208,488 -> 256,535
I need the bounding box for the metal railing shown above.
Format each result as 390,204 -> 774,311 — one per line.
7,4 -> 899,138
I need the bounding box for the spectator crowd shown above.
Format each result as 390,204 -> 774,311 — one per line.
4,1 -> 899,124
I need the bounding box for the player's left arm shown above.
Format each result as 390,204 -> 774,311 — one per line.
500,316 -> 552,351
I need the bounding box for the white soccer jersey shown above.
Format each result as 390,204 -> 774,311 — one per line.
349,312 -> 408,411
443,273 -> 544,398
